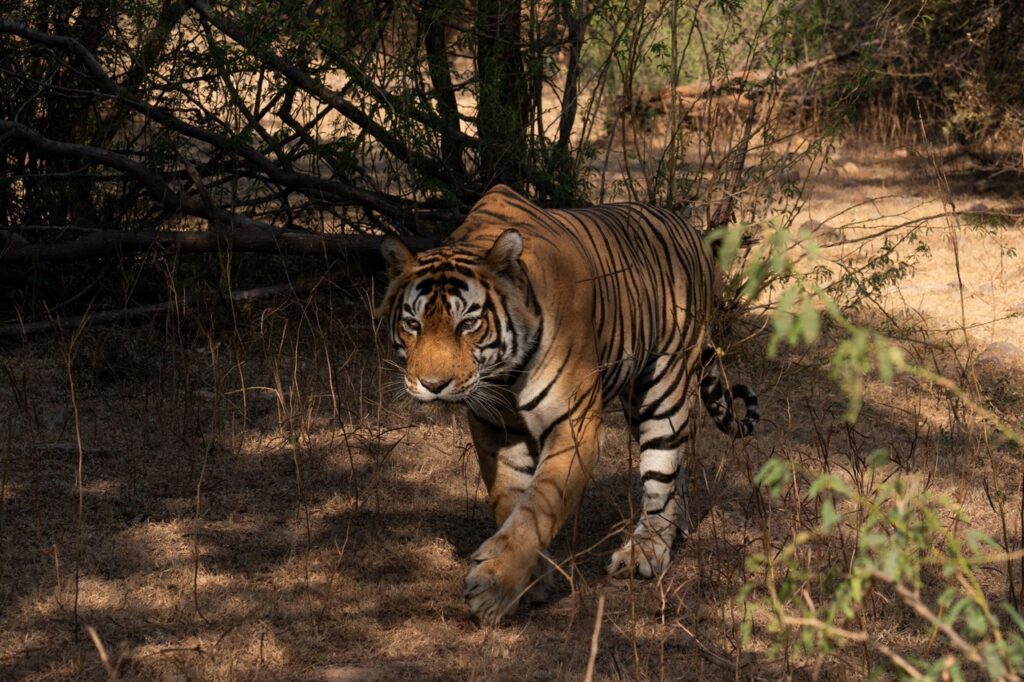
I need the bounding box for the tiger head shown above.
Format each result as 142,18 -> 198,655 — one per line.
378,230 -> 540,403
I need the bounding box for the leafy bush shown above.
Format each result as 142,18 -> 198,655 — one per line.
747,454 -> 1024,679
716,206 -> 1024,677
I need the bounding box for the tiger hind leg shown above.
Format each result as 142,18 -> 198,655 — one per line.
609,359 -> 696,578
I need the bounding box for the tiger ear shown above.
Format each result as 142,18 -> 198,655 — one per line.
380,236 -> 413,278
485,229 -> 523,275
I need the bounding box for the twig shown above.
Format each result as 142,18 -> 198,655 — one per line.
889,581 -> 985,668
709,92 -> 759,229
675,621 -> 765,678
583,594 -> 605,682
86,626 -> 124,681
781,615 -> 924,679
781,615 -> 868,642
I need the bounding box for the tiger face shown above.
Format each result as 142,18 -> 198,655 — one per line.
378,229 -> 539,403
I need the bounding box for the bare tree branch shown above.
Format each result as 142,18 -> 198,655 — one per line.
0,20 -> 444,226
0,118 -> 279,231
182,0 -> 464,190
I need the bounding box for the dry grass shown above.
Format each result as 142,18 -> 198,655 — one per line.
1,145 -> 1023,681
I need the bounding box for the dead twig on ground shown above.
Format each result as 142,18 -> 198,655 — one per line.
582,594 -> 605,682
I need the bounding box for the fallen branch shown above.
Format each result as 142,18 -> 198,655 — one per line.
0,278 -> 340,339
0,226 -> 440,266
582,594 -> 605,682
633,41 -> 880,110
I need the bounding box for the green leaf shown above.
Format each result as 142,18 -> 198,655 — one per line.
982,642 -> 1008,679
707,222 -> 747,271
739,619 -> 753,646
798,299 -> 821,345
938,586 -> 958,610
965,602 -> 989,638
861,532 -> 889,550
879,547 -> 902,582
768,287 -> 800,356
867,449 -> 889,468
807,473 -> 853,499
876,343 -> 904,383
821,497 -> 841,532
755,458 -> 790,498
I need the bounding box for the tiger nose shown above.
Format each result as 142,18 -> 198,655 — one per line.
420,377 -> 452,394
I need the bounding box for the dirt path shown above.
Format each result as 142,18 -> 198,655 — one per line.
800,145 -> 1024,347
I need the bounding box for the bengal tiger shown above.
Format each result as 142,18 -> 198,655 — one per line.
378,184 -> 758,626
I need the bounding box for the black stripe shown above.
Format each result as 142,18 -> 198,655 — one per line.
641,425 -> 691,452
470,411 -> 531,437
538,409 -> 570,448
519,349 -> 570,411
641,466 -> 680,484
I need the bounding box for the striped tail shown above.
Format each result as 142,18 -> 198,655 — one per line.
699,346 -> 759,438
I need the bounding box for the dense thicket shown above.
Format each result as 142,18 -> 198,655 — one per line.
797,0 -> 1024,143
0,0 -> 1019,266
0,0 -> 591,241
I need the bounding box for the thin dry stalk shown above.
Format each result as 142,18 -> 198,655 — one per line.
59,308 -> 88,634
86,626 -> 126,681
583,593 -> 606,682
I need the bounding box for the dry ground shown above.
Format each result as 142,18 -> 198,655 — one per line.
1,145 -> 1023,681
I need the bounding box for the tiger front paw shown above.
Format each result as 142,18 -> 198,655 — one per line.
607,534 -> 672,579
464,534 -> 535,626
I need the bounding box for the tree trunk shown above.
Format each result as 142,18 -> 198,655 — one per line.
476,0 -> 528,188
421,0 -> 466,180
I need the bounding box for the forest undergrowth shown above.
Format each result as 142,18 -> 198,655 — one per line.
1,140 -> 1023,680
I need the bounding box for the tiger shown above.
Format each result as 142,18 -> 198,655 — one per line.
378,184 -> 758,626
